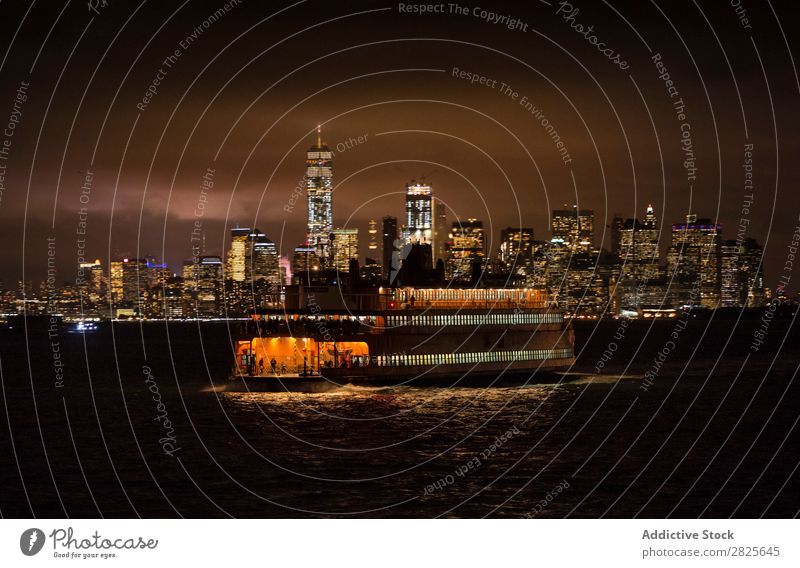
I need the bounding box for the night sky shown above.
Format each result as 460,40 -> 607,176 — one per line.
0,0 -> 798,290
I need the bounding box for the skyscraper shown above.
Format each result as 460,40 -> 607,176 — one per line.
740,238 -> 765,307
499,227 -> 534,273
610,213 -> 624,255
403,179 -> 432,245
181,260 -> 197,317
447,218 -> 485,279
667,214 -> 722,308
144,256 -> 170,288
721,237 -> 765,307
552,205 -> 594,252
367,219 -> 379,254
643,204 -> 658,230
332,228 -> 359,272
382,215 -> 398,280
247,228 -> 281,288
195,256 -> 224,318
279,255 -> 291,287
306,126 -> 333,265
292,245 -> 320,284
226,226 -> 250,282
163,277 -> 184,319
432,198 -> 447,263
619,204 -> 660,281
109,257 -> 147,308
77,259 -> 105,304
721,240 -> 745,307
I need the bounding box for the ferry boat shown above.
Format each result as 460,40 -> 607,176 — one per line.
229,281 -> 575,391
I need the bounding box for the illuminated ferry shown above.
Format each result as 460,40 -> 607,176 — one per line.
230,283 -> 575,389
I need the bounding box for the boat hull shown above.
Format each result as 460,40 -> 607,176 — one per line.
226,356 -> 576,392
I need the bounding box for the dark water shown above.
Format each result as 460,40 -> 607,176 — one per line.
1,315 -> 798,518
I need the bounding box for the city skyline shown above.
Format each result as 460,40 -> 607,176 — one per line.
3,191 -> 778,321
0,2 -> 796,296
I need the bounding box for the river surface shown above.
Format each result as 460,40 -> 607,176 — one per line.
1,316 -> 798,517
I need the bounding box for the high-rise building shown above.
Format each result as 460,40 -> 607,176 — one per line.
367,219 -> 379,253
77,259 -> 105,304
610,214 -> 624,255
447,218 -> 485,279
361,258 -> 383,285
643,204 -> 658,230
224,226 -> 281,311
619,205 -> 660,281
552,205 -> 594,251
226,226 -> 250,282
306,126 -> 333,265
667,214 -> 722,308
109,257 -> 147,308
365,219 -> 382,279
721,240 -> 745,308
195,256 -> 223,317
181,260 -> 200,317
721,237 -> 765,307
403,179 -> 432,245
292,245 -> 321,284
499,227 -> 534,273
247,228 -> 281,288
432,198 -> 447,263
739,238 -> 765,307
332,228 -> 359,272
182,260 -> 196,287
382,216 -> 398,280
143,256 -> 170,288
557,251 -> 612,316
279,255 -> 291,287
163,277 -> 184,319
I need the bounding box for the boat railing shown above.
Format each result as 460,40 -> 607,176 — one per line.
394,299 -> 548,310
238,318 -> 373,339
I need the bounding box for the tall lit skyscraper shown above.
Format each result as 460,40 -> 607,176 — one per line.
247,228 -> 281,288
740,238 -> 765,307
163,277 -> 184,319
499,227 -> 534,273
432,198 -> 447,263
332,228 -> 359,272
619,205 -> 660,281
382,216 -> 398,280
639,204 -> 660,277
552,205 -> 594,251
77,259 -> 105,304
226,226 -> 250,282
643,204 -> 658,230
110,257 -> 146,307
721,240 -> 745,307
721,237 -> 765,307
367,219 -> 379,254
306,126 -> 333,265
610,213 -> 624,255
667,214 -> 722,308
292,245 -> 320,284
279,255 -> 291,286
195,256 -> 223,318
403,179 -> 432,245
109,260 -> 124,302
447,218 -> 485,279
144,256 -> 170,288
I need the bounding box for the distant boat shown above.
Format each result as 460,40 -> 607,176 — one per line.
68,320 -> 99,334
